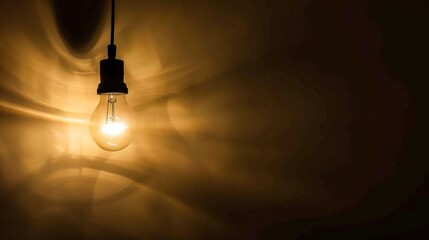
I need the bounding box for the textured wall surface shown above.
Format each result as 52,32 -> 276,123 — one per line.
0,0 -> 424,239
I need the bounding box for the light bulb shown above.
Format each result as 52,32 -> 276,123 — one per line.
90,93 -> 136,151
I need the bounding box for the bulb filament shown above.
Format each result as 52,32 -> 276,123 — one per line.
101,94 -> 127,136
106,94 -> 117,123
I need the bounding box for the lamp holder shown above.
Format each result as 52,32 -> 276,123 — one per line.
98,57 -> 127,94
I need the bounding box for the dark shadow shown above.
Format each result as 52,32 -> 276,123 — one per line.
51,0 -> 107,54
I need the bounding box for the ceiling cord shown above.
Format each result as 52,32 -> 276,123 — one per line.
108,0 -> 116,59
110,0 -> 115,45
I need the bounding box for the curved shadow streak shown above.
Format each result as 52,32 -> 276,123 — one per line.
7,154 -> 156,205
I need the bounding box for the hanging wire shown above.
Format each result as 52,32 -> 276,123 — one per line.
108,0 -> 116,59
110,0 -> 115,45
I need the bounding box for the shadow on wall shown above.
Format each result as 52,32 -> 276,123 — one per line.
0,0 -> 415,239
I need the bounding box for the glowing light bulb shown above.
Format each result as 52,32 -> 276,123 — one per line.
90,93 -> 136,151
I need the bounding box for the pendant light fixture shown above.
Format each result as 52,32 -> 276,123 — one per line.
90,0 -> 136,151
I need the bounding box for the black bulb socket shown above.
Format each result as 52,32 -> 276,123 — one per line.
97,45 -> 128,94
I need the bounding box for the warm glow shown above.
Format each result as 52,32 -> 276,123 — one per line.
100,121 -> 128,136
90,94 -> 136,151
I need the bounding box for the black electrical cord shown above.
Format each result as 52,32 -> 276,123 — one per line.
110,0 -> 115,45
108,0 -> 116,59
